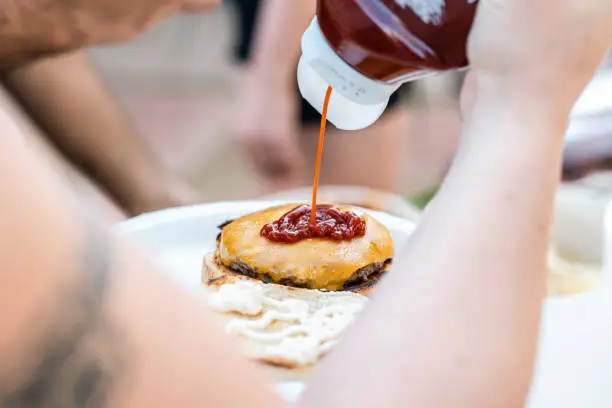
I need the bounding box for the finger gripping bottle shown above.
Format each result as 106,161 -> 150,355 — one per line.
298,0 -> 479,130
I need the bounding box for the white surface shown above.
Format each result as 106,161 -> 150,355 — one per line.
566,70 -> 612,143
553,184 -> 612,263
570,70 -> 612,118
118,200 -> 612,406
117,200 -> 416,401
298,18 -> 399,130
529,289 -> 612,407
603,202 -> 612,288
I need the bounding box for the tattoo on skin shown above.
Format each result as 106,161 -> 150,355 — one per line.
0,223 -> 124,408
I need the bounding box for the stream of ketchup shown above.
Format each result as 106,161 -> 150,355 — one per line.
310,86 -> 333,224
260,86 -> 367,243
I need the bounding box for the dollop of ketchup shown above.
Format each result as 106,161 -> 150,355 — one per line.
261,204 -> 366,243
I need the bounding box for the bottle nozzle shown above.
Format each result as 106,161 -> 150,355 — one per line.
297,18 -> 399,131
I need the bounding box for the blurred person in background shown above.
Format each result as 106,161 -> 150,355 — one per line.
231,0 -> 465,197
231,0 -> 412,194
1,50 -> 202,222
0,0 -> 468,223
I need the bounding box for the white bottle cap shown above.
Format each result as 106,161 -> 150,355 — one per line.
297,17 -> 400,131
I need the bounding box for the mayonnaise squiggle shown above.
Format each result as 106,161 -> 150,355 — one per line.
208,279 -> 265,316
207,280 -> 368,366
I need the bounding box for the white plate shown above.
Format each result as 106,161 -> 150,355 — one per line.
117,200 -> 416,401
118,201 -> 612,406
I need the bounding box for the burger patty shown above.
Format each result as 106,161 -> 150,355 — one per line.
225,258 -> 391,290
346,258 -> 392,286
217,219 -> 392,290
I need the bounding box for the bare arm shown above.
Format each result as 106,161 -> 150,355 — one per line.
2,51 -> 200,216
303,79 -> 571,407
0,109 -> 290,407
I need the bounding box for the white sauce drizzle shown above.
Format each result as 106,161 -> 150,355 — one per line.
207,280 -> 368,366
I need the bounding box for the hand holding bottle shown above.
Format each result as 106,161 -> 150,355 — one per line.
467,0 -> 612,114
234,73 -> 305,181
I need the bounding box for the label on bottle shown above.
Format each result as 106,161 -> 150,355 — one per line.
393,0 -> 446,25
310,57 -> 397,104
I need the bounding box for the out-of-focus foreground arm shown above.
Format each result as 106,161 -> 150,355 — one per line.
0,109 -> 291,407
303,78 -> 572,408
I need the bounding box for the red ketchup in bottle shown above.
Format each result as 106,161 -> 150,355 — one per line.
298,0 -> 478,130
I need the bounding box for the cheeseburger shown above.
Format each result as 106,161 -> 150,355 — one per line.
203,203 -> 394,369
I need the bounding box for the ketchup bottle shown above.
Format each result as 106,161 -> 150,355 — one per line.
297,0 -> 479,130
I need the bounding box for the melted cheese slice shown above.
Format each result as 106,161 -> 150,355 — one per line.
219,204 -> 394,290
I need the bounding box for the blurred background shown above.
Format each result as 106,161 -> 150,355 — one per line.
85,4 -> 462,210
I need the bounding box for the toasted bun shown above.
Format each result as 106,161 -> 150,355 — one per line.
202,252 -> 371,369
218,203 -> 394,291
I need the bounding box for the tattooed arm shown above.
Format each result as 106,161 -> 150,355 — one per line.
0,109 -> 290,407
